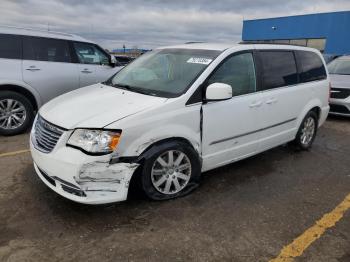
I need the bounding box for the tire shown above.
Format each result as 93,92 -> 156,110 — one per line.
0,91 -> 34,136
140,140 -> 201,201
292,111 -> 318,150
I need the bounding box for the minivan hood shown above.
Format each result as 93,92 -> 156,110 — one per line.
39,84 -> 167,129
329,74 -> 350,89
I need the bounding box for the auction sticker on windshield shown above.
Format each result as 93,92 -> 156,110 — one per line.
187,57 -> 212,65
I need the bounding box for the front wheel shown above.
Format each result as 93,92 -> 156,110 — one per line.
141,141 -> 201,200
293,111 -> 318,150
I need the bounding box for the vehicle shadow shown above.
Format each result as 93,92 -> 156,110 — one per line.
327,114 -> 350,121
18,143 -> 305,234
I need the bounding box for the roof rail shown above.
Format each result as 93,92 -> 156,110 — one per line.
0,25 -> 74,37
239,41 -> 307,47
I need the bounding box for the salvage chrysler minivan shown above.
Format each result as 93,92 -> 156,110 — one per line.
30,43 -> 330,204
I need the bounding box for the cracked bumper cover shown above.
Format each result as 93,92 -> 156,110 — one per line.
30,141 -> 139,204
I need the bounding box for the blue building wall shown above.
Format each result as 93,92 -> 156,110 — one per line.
242,11 -> 350,55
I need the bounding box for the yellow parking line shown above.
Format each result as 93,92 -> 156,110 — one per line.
269,193 -> 350,262
0,149 -> 30,158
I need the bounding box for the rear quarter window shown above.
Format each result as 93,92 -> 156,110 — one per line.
0,34 -> 22,59
296,51 -> 327,82
23,36 -> 71,63
259,51 -> 298,90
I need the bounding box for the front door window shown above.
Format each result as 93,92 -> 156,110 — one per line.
207,52 -> 256,97
74,42 -> 109,65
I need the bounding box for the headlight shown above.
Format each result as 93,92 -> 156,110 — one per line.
67,129 -> 121,154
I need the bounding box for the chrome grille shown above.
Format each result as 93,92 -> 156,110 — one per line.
33,116 -> 65,153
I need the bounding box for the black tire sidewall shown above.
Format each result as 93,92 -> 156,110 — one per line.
0,91 -> 34,136
295,111 -> 318,150
141,141 -> 201,200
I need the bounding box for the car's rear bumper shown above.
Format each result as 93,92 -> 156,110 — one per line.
319,105 -> 330,126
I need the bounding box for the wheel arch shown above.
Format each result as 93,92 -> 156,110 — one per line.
136,137 -> 200,164
296,99 -> 322,127
0,84 -> 41,112
126,136 -> 202,200
310,106 -> 321,121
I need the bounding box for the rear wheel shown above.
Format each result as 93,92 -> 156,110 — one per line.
141,141 -> 201,200
0,91 -> 34,136
292,111 -> 318,150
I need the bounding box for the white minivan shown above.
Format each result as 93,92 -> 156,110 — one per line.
0,26 -> 121,135
30,43 -> 330,204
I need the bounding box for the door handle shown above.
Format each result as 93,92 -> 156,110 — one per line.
249,101 -> 263,108
81,69 -> 93,74
25,66 -> 41,72
266,98 -> 278,104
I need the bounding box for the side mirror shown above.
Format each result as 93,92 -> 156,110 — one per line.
109,55 -> 117,67
205,83 -> 233,101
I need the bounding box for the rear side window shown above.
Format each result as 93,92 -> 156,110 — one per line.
259,51 -> 298,90
23,36 -> 71,63
296,51 -> 327,82
0,34 -> 21,59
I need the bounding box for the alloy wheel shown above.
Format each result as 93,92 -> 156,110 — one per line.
151,150 -> 192,195
0,99 -> 27,130
300,116 -> 315,146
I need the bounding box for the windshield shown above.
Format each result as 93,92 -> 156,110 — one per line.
328,59 -> 350,75
105,48 -> 221,97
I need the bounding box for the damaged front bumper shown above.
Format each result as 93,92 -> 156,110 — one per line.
30,140 -> 139,204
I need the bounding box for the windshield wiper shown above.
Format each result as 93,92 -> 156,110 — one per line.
113,83 -> 158,96
113,83 -> 133,90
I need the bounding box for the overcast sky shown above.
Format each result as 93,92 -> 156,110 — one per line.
1,0 -> 349,50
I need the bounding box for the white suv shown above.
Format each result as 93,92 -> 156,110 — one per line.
30,43 -> 330,204
0,26 -> 121,135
